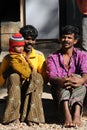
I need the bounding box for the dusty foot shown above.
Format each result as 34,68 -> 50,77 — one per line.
27,122 -> 40,127
27,122 -> 35,126
27,122 -> 44,128
64,114 -> 74,127
12,119 -> 20,124
73,115 -> 81,127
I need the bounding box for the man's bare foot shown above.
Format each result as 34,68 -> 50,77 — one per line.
72,104 -> 82,127
12,119 -> 20,124
73,115 -> 81,127
27,122 -> 44,127
64,114 -> 74,127
27,121 -> 40,127
63,101 -> 75,127
27,122 -> 35,126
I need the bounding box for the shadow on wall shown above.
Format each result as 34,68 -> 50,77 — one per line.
35,41 -> 61,58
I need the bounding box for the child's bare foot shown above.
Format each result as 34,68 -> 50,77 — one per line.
73,115 -> 81,127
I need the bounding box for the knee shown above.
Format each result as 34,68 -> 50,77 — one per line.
9,73 -> 20,81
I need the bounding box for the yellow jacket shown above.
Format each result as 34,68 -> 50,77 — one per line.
0,52 -> 31,87
0,48 -> 46,87
9,52 -> 31,79
0,54 -> 10,87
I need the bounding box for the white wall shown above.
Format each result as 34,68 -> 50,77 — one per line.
25,0 -> 59,39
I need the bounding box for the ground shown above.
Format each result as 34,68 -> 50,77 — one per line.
0,86 -> 87,130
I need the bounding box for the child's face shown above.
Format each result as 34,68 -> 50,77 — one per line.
14,46 -> 24,53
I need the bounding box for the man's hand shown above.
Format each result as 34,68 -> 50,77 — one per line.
64,74 -> 84,88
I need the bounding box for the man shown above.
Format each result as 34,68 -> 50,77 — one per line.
46,25 -> 87,127
0,25 -> 45,126
76,0 -> 87,51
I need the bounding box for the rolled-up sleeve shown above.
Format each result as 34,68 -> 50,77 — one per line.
46,55 -> 58,80
80,53 -> 87,74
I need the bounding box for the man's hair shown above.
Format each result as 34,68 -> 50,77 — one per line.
60,25 -> 80,40
19,25 -> 38,40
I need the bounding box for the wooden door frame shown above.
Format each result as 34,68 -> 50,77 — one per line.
20,0 -> 25,27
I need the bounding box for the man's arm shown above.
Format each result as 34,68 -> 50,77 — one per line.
50,76 -> 68,89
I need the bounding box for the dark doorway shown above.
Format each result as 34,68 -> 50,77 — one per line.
59,0 -> 82,29
0,0 -> 20,52
0,0 -> 20,22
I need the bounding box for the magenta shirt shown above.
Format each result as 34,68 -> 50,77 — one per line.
46,48 -> 87,81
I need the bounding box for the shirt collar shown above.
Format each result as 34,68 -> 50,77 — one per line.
24,48 -> 36,58
58,47 -> 77,56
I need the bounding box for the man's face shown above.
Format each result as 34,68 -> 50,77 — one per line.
24,36 -> 36,52
60,33 -> 77,49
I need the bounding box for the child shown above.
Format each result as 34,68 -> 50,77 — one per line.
0,33 -> 31,87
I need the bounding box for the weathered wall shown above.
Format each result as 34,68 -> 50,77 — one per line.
1,22 -> 20,51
